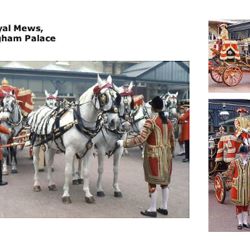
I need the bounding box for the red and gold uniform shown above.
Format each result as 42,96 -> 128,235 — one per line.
124,114 -> 175,187
178,110 -> 189,142
219,24 -> 229,41
234,108 -> 250,146
234,116 -> 250,139
224,158 -> 250,215
0,125 -> 11,160
178,108 -> 189,161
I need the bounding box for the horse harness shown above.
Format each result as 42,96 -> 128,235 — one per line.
99,123 -> 125,158
31,103 -> 103,157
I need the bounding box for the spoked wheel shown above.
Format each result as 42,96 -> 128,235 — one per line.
214,173 -> 226,204
222,66 -> 243,86
210,67 -> 224,83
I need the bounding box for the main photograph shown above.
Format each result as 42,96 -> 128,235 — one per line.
0,61 -> 189,218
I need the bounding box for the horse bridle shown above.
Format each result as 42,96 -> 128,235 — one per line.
92,83 -> 121,113
3,95 -> 23,127
130,106 -> 149,133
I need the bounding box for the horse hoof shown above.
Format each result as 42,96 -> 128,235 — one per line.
85,196 -> 95,204
114,191 -> 123,198
38,169 -> 45,172
78,178 -> 84,184
62,196 -> 72,204
72,179 -> 79,185
11,169 -> 18,174
48,184 -> 57,191
97,191 -> 105,197
33,185 -> 41,192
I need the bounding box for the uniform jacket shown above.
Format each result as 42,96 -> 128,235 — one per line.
0,124 -> 11,160
224,157 -> 250,206
234,116 -> 250,138
178,109 -> 189,141
124,114 -> 175,185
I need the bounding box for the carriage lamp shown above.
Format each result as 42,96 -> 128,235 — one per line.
219,104 -> 229,121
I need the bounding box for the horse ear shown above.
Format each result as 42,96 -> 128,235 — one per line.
97,74 -> 102,86
167,92 -> 171,96
44,90 -> 49,97
128,81 -> 134,91
11,90 -> 15,96
54,90 -> 58,97
2,90 -> 7,96
175,92 -> 178,97
107,75 -> 112,84
113,84 -> 119,93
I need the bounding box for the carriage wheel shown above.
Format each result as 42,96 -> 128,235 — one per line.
210,67 -> 224,83
222,66 -> 243,86
214,173 -> 226,204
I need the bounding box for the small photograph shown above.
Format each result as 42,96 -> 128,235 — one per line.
209,20 -> 250,92
0,61 -> 189,218
209,99 -> 250,231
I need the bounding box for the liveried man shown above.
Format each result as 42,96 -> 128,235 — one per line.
117,96 -> 175,217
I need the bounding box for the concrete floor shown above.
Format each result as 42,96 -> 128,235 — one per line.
0,146 -> 189,218
209,72 -> 250,93
209,182 -> 250,232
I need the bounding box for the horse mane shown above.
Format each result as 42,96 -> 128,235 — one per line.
79,84 -> 97,103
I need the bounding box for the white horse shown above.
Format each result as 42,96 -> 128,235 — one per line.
28,75 -> 119,204
144,91 -> 178,118
1,90 -> 23,174
27,90 -> 59,130
27,90 -> 59,166
129,103 -> 149,158
163,91 -> 178,118
44,90 -> 59,109
72,82 -> 133,198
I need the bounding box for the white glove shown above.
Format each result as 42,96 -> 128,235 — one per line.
0,112 -> 10,120
116,140 -> 124,147
242,128 -> 248,133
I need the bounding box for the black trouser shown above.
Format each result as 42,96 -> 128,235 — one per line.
184,140 -> 189,160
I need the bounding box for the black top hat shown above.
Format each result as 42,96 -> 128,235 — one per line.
239,145 -> 248,154
149,96 -> 163,110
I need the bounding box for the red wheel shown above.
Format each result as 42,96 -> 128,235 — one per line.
214,173 -> 226,203
222,66 -> 243,86
210,67 -> 224,83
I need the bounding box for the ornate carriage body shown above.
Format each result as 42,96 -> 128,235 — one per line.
209,39 -> 250,87
209,134 -> 242,203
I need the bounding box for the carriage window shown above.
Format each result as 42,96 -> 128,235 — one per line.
209,32 -> 217,41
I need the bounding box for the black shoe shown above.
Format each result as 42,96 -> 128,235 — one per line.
157,208 -> 168,215
182,158 -> 189,162
237,224 -> 243,230
243,223 -> 250,228
140,210 -> 157,218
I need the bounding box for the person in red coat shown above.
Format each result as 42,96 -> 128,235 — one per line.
117,96 -> 175,217
178,103 -> 189,162
0,123 -> 11,185
177,106 -> 185,156
0,124 -> 11,160
223,145 -> 250,230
